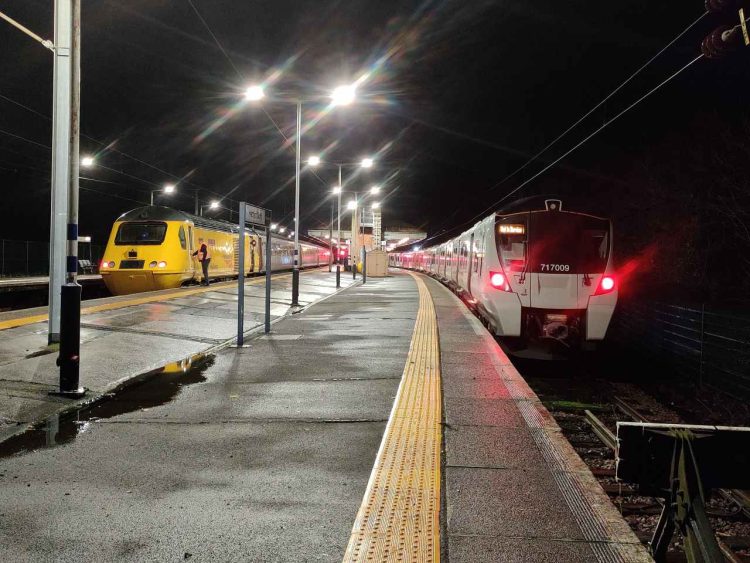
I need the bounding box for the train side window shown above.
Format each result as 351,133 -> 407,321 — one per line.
188,227 -> 194,251
178,226 -> 187,250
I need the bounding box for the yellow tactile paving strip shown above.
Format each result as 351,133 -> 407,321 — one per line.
343,272 -> 441,563
0,273 -> 290,331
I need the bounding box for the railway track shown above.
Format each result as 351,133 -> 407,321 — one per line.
540,387 -> 750,562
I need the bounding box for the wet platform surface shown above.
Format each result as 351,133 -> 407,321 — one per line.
0,269 -> 353,440
0,270 -> 650,562
0,272 -> 416,562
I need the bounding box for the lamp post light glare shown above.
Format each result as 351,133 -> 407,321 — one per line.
361,158 -> 373,169
81,156 -> 95,167
210,200 -> 219,209
245,85 -> 265,101
370,185 -> 380,195
331,84 -> 356,106
164,184 -> 175,194
308,155 -> 321,166
372,202 -> 380,209
279,227 -> 286,233
332,186 -> 342,195
347,200 -> 356,210
270,223 -> 278,230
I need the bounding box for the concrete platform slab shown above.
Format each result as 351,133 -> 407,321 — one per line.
446,466 -> 589,539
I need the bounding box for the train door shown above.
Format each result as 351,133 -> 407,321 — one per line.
187,225 -> 196,278
496,214 -> 531,308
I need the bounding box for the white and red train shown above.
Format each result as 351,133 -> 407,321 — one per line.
389,200 -> 618,349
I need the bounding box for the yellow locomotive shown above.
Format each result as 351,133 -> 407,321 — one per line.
99,206 -> 328,295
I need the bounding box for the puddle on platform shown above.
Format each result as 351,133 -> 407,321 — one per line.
0,354 -> 213,460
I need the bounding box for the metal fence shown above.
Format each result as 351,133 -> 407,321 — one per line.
608,299 -> 750,399
0,239 -> 104,278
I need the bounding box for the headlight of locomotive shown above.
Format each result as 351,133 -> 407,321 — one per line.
149,261 -> 158,268
158,261 -> 167,268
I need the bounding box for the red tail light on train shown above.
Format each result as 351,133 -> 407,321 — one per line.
594,275 -> 616,295
489,271 -> 511,292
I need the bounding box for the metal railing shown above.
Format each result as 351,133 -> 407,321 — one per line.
0,239 -> 104,278
608,299 -> 750,399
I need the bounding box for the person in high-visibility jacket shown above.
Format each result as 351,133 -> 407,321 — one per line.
192,242 -> 210,286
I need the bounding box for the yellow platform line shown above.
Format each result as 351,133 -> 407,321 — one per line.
343,272 -> 442,563
0,273 -> 290,332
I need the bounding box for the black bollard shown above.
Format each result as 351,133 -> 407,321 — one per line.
56,283 -> 84,397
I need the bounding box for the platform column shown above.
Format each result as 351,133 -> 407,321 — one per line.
48,0 -> 73,344
265,214 -> 272,334
56,0 -> 83,397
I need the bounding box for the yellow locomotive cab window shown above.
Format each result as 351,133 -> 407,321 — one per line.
178,226 -> 187,250
115,222 -> 167,245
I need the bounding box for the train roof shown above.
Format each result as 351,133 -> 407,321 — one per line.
117,206 -> 244,233
115,205 -> 329,247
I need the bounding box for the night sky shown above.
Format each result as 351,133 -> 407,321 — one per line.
1,1 -> 748,254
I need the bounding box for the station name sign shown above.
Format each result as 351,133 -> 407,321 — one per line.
244,205 -> 267,226
498,224 -> 525,235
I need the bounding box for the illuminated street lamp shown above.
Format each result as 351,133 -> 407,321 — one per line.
372,202 -> 380,209
270,223 -> 278,230
347,200 -> 357,210
279,227 -> 286,233
151,183 -> 176,205
199,200 -> 221,216
81,156 -> 95,167
370,185 -> 380,195
244,85 -> 265,101
331,84 -> 356,106
308,155 -> 321,166
361,157 -> 374,169
244,83 -> 359,304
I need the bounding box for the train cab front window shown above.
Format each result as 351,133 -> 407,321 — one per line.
115,222 -> 167,245
527,213 -> 610,273
496,215 -> 527,274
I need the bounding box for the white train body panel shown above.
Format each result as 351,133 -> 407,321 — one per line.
390,205 -> 617,346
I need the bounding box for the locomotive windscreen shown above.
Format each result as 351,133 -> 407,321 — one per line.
115,222 -> 167,245
496,212 -> 610,274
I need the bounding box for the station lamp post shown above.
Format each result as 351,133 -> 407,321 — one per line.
200,200 -> 220,216
243,81 -> 358,306
308,156 -> 377,268
150,183 -> 175,205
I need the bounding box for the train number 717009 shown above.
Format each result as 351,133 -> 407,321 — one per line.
540,263 -> 570,272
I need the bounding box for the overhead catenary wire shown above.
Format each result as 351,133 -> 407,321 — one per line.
407,52 -> 706,251
490,54 -> 705,208
486,11 -> 708,192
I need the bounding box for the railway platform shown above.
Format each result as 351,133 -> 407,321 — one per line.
0,268 -> 352,441
0,274 -> 102,292
0,269 -> 650,562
